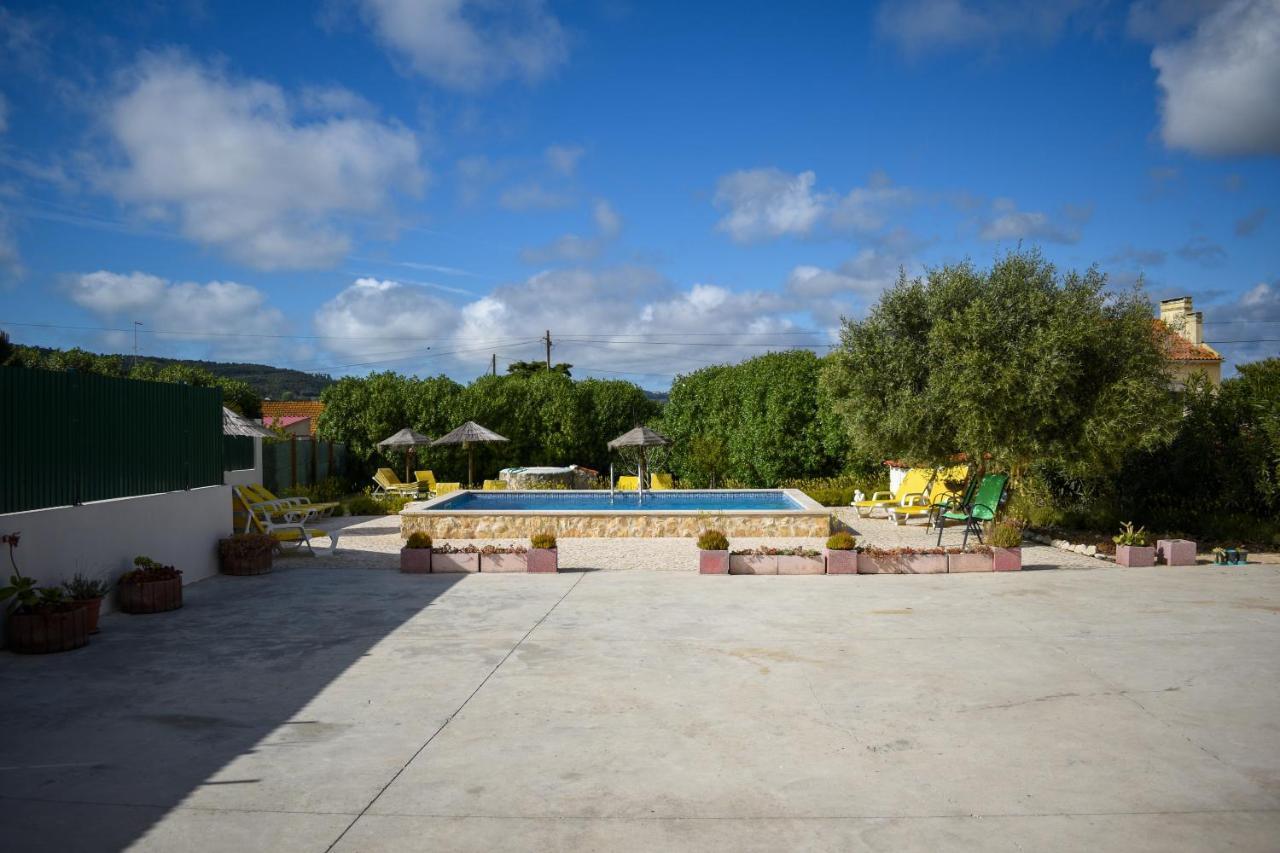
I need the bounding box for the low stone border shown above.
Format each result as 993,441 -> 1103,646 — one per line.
1024,531 -> 1112,562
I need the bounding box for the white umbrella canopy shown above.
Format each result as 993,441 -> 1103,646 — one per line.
377,428 -> 434,481
608,426 -> 672,492
222,407 -> 275,439
431,421 -> 509,487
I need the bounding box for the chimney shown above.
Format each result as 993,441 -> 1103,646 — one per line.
1159,296 -> 1202,345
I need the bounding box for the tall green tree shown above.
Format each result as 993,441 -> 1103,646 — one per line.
821,249 -> 1177,477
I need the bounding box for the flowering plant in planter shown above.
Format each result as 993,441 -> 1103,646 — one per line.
63,573 -> 112,634
431,543 -> 481,573
529,533 -> 558,573
1113,522 -> 1155,567
944,544 -> 994,573
735,546 -> 825,575
400,532 -> 433,574
118,556 -> 183,614
218,533 -> 275,576
478,543 -> 529,573
697,529 -> 730,575
824,532 -> 859,574
1,532 -> 90,654
857,545 -> 948,574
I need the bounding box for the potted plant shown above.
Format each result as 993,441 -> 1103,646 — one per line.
218,533 -> 275,576
2,533 -> 90,654
63,573 -> 112,634
431,544 -> 480,573
1235,546 -> 1249,565
400,532 -> 433,574
697,530 -> 729,575
775,546 -> 825,575
729,547 -> 778,575
117,556 -> 183,613
1212,546 -> 1228,565
528,533 -> 558,573
824,532 -> 858,574
1112,522 -> 1155,567
480,544 -> 528,573
946,545 -> 994,573
858,546 -> 947,574
989,521 -> 1023,571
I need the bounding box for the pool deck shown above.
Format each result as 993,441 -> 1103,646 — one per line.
400,488 -> 831,539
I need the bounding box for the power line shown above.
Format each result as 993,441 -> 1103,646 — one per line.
0,320 -> 466,343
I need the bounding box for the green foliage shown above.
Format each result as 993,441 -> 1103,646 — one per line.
345,493 -> 411,516
530,532 -> 557,550
697,529 -> 729,551
1113,522 -> 1150,547
507,360 -> 572,377
989,522 -> 1023,549
661,350 -> 860,487
318,370 -> 658,483
63,573 -> 112,600
405,532 -> 433,549
280,476 -> 350,504
821,250 -> 1177,477
780,474 -> 883,507
825,532 -> 857,551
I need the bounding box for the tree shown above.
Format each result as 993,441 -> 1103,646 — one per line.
821,249 -> 1178,478
506,360 -> 572,377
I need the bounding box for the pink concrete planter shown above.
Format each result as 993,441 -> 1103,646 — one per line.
1115,545 -> 1155,567
947,552 -> 994,573
824,549 -> 859,574
729,554 -> 778,575
1156,539 -> 1196,566
993,547 -> 1022,571
777,554 -> 825,575
399,547 -> 432,574
527,548 -> 558,573
699,550 -> 729,574
858,552 -> 947,574
431,552 -> 480,573
480,552 -> 528,573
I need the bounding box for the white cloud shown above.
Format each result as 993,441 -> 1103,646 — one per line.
498,182 -> 573,211
520,199 -> 623,264
66,270 -> 287,358
829,175 -> 915,233
358,0 -> 568,90
313,277 -> 459,358
99,55 -> 423,270
714,168 -> 827,243
785,249 -> 903,300
545,144 -> 584,176
876,0 -> 1097,55
1151,0 -> 1280,156
978,197 -> 1088,244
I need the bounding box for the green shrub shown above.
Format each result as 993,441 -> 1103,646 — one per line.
62,573 -> 111,600
781,474 -> 886,507
697,529 -> 729,551
405,532 -> 432,549
531,532 -> 557,550
346,494 -> 410,515
825,532 -> 856,550
989,522 -> 1022,549
1113,521 -> 1150,547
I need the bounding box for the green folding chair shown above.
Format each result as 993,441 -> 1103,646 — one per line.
935,473 -> 1009,548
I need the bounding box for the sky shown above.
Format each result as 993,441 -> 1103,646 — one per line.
0,0 -> 1277,390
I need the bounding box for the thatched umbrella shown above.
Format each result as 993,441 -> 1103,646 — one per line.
223,407 -> 275,439
377,428 -> 434,482
607,426 -> 671,494
431,421 -> 509,488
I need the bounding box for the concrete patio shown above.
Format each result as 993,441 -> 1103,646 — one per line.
1,538 -> 1277,852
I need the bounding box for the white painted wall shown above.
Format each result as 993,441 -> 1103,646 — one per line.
223,437 -> 264,487
0,485 -> 232,642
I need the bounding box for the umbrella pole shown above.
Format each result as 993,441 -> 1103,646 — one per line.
405,448 -> 413,483
467,443 -> 474,489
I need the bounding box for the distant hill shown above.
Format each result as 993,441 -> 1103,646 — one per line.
644,389 -> 669,404
13,345 -> 333,400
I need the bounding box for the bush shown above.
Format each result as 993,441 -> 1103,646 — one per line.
346,494 -> 411,516
826,532 -> 857,551
697,529 -> 729,551
531,532 -> 557,550
405,532 -> 433,549
781,475 -> 879,507
63,573 -> 111,600
989,522 -> 1022,549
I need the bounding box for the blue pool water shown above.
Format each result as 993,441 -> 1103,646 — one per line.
431,490 -> 804,512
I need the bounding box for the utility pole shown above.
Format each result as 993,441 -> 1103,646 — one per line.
544,329 -> 552,370
133,320 -> 143,370
491,353 -> 497,376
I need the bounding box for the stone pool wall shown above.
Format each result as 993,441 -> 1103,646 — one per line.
400,511 -> 831,539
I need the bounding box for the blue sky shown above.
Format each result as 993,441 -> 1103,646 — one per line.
1,0 -> 1277,388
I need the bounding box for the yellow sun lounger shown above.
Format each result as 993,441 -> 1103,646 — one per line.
650,473 -> 674,490
888,465 -> 970,525
414,470 -> 438,495
373,468 -> 421,497
482,479 -> 507,490
234,487 -> 339,556
617,476 -> 640,490
434,482 -> 461,496
243,484 -> 340,520
852,467 -> 934,518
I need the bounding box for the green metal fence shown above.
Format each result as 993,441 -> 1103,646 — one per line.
263,437 -> 347,492
223,436 -> 255,471
1,366 -> 225,514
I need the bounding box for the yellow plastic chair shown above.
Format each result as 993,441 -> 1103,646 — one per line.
414,470 -> 438,495
617,476 -> 640,490
852,467 -> 934,518
234,487 -> 339,556
650,473 -> 674,490
373,468 -> 419,497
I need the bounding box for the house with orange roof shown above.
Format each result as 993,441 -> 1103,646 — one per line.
1156,296 -> 1222,387
260,400 -> 325,436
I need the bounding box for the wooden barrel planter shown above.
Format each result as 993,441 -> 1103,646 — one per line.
219,534 -> 275,576
118,577 -> 183,614
6,606 -> 90,654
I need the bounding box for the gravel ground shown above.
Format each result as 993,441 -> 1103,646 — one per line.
290,507 -> 1108,572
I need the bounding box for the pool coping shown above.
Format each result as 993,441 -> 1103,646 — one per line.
403,488 -> 827,516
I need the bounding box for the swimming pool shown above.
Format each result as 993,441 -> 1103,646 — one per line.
401,489 -> 830,539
